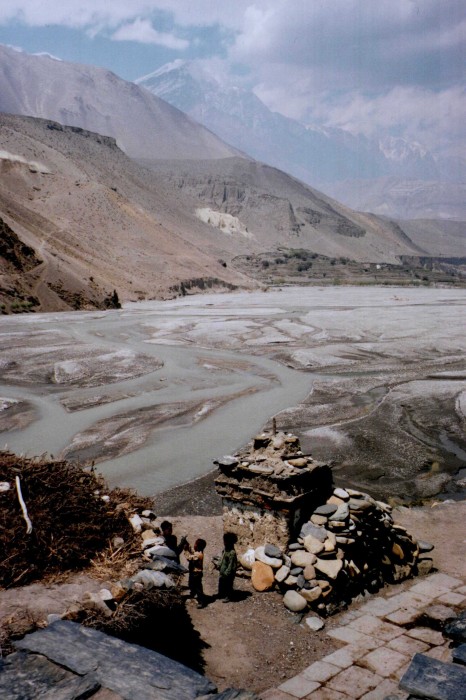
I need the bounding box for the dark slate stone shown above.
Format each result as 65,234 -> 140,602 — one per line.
290,567 -> 303,577
299,522 -> 327,542
264,544 -> 282,559
444,611 -> 466,643
452,644 -> 466,666
399,653 -> 466,700
313,504 -> 338,516
296,575 -> 306,590
0,651 -> 100,700
15,620 -> 216,700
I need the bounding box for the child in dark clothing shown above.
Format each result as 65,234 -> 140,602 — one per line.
160,520 -> 187,563
217,532 -> 238,602
184,538 -> 207,608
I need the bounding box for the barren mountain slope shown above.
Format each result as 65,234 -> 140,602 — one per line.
0,114 -> 253,312
144,158 -> 427,263
0,44 -> 240,161
1,114 -> 455,314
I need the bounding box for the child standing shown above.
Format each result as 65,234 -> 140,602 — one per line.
217,532 -> 238,602
184,538 -> 207,608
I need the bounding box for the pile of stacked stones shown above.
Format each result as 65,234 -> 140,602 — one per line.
113,509 -> 187,595
65,509 -> 187,620
241,487 -> 433,616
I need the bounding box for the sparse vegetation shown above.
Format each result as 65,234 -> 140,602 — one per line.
231,249 -> 466,289
169,277 -> 238,297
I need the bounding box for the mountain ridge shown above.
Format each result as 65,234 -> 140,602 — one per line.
0,44 -> 241,162
137,59 -> 464,220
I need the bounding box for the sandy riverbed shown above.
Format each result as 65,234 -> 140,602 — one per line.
1,286 -> 465,501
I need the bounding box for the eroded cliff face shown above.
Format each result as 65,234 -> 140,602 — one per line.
0,114 -> 252,313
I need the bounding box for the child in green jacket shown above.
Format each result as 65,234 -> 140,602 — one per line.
218,532 -> 238,602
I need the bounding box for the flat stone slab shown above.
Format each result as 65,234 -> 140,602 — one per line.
302,660 -> 340,682
348,615 -> 404,642
15,620 -> 216,700
359,646 -> 408,677
387,634 -> 429,656
327,665 -> 380,697
400,653 -> 466,700
314,504 -> 338,516
406,627 -> 445,646
278,673 -> 320,697
0,651 -> 100,700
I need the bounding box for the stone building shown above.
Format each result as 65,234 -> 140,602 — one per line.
214,429 -> 332,550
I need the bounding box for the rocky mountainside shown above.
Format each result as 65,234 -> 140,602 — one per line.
0,45 -> 240,162
138,60 -> 465,221
1,113 -> 443,312
0,114 -> 252,312
143,157 -> 426,263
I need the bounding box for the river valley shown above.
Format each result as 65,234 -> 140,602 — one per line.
1,286 -> 465,501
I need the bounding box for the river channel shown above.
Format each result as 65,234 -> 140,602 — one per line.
1,287 -> 465,499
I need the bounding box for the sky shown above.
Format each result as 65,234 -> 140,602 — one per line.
0,1 -> 464,158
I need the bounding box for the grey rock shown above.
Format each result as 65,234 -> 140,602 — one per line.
290,567 -> 303,576
314,504 -> 338,516
310,514 -> 328,525
264,543 -> 282,559
416,557 -> 434,576
305,615 -> 325,631
328,503 -> 349,521
333,487 -> 349,500
215,455 -> 238,468
288,542 -> 303,551
291,550 -> 317,569
275,565 -> 291,583
418,539 -> 434,553
300,586 -> 322,603
300,523 -> 328,542
314,558 -> 343,579
283,590 -> 308,612
303,534 -> 325,555
255,545 -> 282,568
348,498 -> 372,511
296,575 -> 306,589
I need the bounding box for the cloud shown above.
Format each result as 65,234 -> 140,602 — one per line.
310,86 -> 466,155
232,0 -> 465,92
111,18 -> 188,49
0,1 -> 253,31
1,1 -> 463,157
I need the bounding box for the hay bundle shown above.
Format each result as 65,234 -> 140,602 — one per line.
0,451 -> 151,587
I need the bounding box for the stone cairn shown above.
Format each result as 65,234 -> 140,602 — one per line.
214,428 -> 433,617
